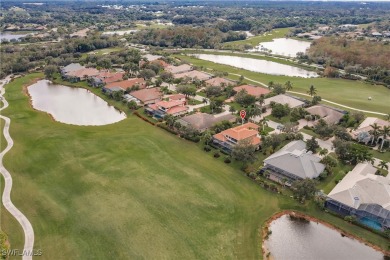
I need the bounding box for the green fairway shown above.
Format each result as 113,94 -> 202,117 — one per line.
1,74 -> 389,259
176,55 -> 390,115
223,28 -> 291,49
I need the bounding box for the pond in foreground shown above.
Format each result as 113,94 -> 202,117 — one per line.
28,80 -> 126,126
192,54 -> 318,78
265,215 -> 384,260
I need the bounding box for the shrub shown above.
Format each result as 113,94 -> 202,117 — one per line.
204,145 -> 211,152
224,157 -> 231,163
214,152 -> 220,158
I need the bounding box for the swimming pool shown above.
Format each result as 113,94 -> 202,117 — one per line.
359,217 -> 382,230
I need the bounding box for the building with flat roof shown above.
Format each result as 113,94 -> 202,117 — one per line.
326,163 -> 390,230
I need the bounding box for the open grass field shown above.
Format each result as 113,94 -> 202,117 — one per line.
223,28 -> 291,49
1,74 -> 389,259
176,55 -> 390,115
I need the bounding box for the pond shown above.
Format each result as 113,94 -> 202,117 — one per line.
251,38 -> 312,57
0,32 -> 28,42
102,30 -> 138,36
265,214 -> 384,260
192,54 -> 318,78
28,80 -> 126,126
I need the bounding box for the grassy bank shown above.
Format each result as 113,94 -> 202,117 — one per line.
176,55 -> 390,115
182,50 -> 316,71
1,74 -> 389,259
223,28 -> 291,49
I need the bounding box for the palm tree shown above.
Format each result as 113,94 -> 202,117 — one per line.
284,81 -> 293,91
369,123 -> 381,145
268,81 -> 275,90
307,85 -> 317,97
379,125 -> 390,151
258,95 -> 265,108
378,160 -> 388,171
260,117 -> 269,131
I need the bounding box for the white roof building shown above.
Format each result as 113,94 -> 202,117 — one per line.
328,163 -> 390,210
262,94 -> 305,108
327,163 -> 390,229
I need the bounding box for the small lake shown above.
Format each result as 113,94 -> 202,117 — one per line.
192,54 -> 318,78
102,30 -> 138,36
251,38 -> 312,57
265,215 -> 384,260
0,32 -> 28,42
28,80 -> 126,126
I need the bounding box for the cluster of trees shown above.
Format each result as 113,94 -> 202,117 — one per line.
0,35 -> 121,78
333,138 -> 374,165
131,26 -> 246,49
304,37 -> 390,86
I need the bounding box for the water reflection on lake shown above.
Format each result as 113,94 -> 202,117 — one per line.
251,38 -> 312,57
265,215 -> 384,260
102,30 -> 138,36
192,54 -> 318,78
28,80 -> 126,126
0,32 -> 28,42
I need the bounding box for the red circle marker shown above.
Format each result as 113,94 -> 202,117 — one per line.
240,110 -> 246,119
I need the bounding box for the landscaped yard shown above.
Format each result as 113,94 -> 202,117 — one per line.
1,74 -> 389,259
176,55 -> 390,115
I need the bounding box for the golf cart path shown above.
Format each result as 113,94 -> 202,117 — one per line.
216,70 -> 387,116
0,75 -> 35,260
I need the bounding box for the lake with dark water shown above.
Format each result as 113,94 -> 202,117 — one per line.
28,80 -> 126,126
265,215 -> 384,260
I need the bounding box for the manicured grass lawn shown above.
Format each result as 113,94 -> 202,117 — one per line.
1,74 -> 389,259
223,28 -> 291,49
176,55 -> 390,114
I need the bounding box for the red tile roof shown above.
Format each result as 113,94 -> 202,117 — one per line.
233,85 -> 270,97
95,71 -> 125,84
105,78 -> 146,91
205,77 -> 235,87
68,68 -> 99,78
213,122 -> 261,146
130,88 -> 162,103
168,94 -> 186,101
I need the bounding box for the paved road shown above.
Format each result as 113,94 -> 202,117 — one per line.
0,75 -> 35,260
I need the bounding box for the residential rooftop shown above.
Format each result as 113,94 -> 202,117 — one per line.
263,94 -> 305,108
264,140 -> 325,179
328,163 -> 390,211
233,85 -> 270,97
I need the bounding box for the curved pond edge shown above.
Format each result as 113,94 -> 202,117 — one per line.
24,78 -> 127,126
261,210 -> 390,259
